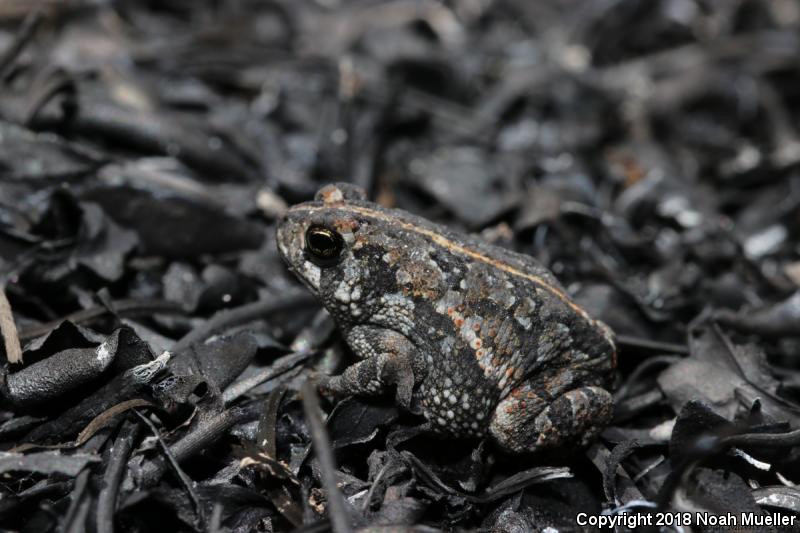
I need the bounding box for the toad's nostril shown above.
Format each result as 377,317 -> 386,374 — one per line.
192,381 -> 209,398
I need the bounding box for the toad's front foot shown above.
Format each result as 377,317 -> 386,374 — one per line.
315,353 -> 416,409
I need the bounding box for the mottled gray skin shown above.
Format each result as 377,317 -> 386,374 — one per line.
277,183 -> 616,454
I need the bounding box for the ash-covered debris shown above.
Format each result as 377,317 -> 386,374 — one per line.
0,1 -> 800,532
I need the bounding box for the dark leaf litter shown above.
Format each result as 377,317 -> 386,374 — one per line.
1,1 -> 800,531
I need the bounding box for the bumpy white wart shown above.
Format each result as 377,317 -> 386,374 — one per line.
277,183 -> 616,453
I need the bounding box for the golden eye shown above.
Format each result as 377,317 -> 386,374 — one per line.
305,225 -> 344,265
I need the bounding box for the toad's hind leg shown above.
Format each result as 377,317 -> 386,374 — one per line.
489,386 -> 613,454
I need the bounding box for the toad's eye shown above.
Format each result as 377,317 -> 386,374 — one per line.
305,225 -> 345,265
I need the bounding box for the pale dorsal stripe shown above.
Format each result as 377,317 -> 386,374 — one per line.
291,204 -> 594,322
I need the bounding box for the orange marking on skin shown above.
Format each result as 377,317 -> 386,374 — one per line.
334,218 -> 360,233
320,188 -> 344,204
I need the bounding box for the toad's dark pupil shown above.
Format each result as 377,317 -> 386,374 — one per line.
305,226 -> 344,261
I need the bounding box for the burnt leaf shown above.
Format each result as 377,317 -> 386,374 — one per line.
682,468 -> 763,519
403,146 -> 519,228
5,334 -> 118,407
29,192 -> 138,283
668,400 -> 735,468
81,186 -> 264,259
753,486 -> 800,515
715,291 -> 800,338
658,322 -> 800,425
0,451 -> 99,476
22,320 -> 103,363
0,122 -> 104,182
326,397 -> 399,450
170,331 -> 258,392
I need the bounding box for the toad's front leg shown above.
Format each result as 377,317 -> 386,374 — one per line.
317,326 -> 419,408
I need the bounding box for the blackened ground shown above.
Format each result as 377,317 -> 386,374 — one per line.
1,1 -> 800,532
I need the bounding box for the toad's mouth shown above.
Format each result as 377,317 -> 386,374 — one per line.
276,224 -> 323,295
282,255 -> 323,294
